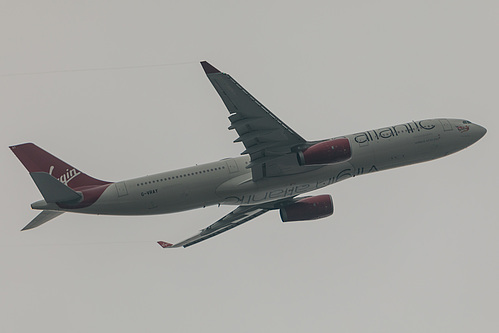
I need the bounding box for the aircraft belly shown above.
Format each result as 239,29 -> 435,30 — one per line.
216,163 -> 355,206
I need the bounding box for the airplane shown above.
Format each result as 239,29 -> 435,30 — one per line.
10,61 -> 487,248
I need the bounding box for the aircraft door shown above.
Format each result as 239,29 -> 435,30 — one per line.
225,159 -> 239,173
439,119 -> 453,131
115,182 -> 128,197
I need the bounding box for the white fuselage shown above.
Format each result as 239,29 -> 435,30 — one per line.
34,118 -> 485,215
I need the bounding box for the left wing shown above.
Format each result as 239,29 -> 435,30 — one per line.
158,205 -> 270,248
201,61 -> 312,180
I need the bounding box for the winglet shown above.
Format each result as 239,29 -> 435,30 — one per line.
200,61 -> 221,74
157,241 -> 173,248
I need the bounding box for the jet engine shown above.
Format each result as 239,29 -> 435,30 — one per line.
280,195 -> 334,222
297,138 -> 351,166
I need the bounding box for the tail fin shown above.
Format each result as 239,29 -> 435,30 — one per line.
10,143 -> 110,190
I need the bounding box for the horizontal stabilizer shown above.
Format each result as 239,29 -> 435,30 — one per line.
22,211 -> 64,231
30,172 -> 82,203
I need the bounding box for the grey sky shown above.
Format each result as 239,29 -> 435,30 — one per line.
1,1 -> 498,332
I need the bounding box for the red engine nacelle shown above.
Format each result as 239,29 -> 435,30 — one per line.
297,138 -> 351,166
280,195 -> 334,222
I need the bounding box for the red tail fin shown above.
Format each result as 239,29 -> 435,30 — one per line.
10,143 -> 110,190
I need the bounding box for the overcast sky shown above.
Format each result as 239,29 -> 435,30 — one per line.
1,1 -> 498,332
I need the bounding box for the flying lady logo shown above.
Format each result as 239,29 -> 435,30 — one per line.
49,166 -> 81,185
457,125 -> 470,133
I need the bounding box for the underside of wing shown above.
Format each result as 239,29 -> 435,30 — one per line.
158,196 -> 308,248
201,62 -> 316,180
159,205 -> 270,248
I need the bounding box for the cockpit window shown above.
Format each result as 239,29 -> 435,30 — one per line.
463,120 -> 472,124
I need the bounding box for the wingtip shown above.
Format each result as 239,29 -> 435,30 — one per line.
157,241 -> 173,248
9,142 -> 32,150
21,221 -> 39,231
200,61 -> 221,74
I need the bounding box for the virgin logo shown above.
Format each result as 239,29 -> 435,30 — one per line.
457,125 -> 470,133
49,166 -> 81,185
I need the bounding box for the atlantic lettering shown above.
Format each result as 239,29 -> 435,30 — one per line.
225,166 -> 377,205
354,121 -> 436,144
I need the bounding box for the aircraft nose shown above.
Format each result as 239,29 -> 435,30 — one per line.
451,119 -> 487,144
475,124 -> 487,141
467,123 -> 487,145
443,119 -> 486,154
